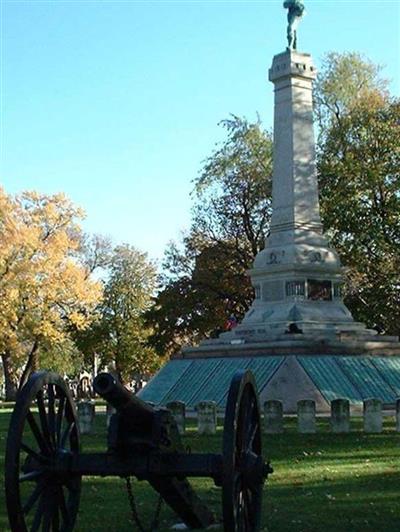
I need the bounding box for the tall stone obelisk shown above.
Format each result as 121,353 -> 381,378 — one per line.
186,0 -> 400,354
239,49 -> 360,335
201,5 -> 368,344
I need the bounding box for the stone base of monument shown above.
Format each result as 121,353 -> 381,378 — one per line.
167,326 -> 400,413
182,331 -> 400,358
139,350 -> 400,414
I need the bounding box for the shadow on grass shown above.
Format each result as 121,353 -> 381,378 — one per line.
266,470 -> 400,532
1,411 -> 399,531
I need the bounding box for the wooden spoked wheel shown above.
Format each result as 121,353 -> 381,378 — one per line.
5,371 -> 81,532
222,370 -> 264,532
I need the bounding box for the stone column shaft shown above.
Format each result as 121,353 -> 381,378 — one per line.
268,50 -> 322,244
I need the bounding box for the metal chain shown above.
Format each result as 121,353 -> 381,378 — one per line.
125,477 -> 163,532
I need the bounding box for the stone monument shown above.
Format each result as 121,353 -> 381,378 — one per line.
183,1 -> 398,358
139,2 -> 400,413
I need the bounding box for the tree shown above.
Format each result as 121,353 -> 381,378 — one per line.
314,51 -> 388,132
315,53 -> 400,335
79,244 -> 162,385
80,233 -> 113,276
318,99 -> 400,334
193,116 -> 273,258
148,238 -> 254,357
0,189 -> 102,400
147,117 -> 273,356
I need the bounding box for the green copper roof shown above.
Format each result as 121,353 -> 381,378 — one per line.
369,357 -> 400,397
138,356 -> 284,407
162,358 -> 224,406
139,355 -> 400,408
336,357 -> 397,403
299,356 -> 400,404
298,356 -> 362,403
138,359 -> 192,404
187,358 -> 249,407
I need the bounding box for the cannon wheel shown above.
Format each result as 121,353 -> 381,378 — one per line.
222,370 -> 263,532
5,371 -> 81,532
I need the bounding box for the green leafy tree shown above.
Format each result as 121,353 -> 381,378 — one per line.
314,51 -> 388,132
79,244 -> 162,384
315,53 -> 400,335
193,116 -> 273,258
147,117 -> 273,356
318,100 -> 400,334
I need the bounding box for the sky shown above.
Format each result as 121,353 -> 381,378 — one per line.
1,0 -> 400,263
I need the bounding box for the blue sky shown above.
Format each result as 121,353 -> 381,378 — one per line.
1,0 -> 400,262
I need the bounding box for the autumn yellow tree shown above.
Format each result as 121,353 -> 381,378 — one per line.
0,189 -> 102,399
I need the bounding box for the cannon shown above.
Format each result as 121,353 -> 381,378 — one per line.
5,369 -> 273,531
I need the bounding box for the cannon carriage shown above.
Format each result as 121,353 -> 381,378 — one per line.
5,369 -> 272,531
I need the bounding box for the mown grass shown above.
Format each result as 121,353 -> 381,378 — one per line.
1,410 -> 399,531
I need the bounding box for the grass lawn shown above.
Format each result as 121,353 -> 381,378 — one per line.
1,410 -> 399,531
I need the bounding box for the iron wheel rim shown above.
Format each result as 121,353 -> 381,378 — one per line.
222,370 -> 263,532
5,371 -> 82,532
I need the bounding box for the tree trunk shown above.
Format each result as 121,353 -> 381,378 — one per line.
1,353 -> 18,401
114,356 -> 124,384
19,340 -> 39,390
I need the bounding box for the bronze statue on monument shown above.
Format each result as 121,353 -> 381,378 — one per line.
283,0 -> 305,50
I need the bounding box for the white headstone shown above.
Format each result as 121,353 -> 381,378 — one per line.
363,398 -> 382,433
297,399 -> 316,433
196,401 -> 217,435
77,400 -> 95,434
330,398 -> 350,433
166,401 -> 186,435
106,403 -> 116,428
264,400 -> 283,433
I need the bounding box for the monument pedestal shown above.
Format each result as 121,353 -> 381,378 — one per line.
140,48 -> 400,412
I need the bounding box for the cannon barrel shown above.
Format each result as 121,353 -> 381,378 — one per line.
93,372 -> 154,429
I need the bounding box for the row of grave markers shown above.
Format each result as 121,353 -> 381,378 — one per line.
76,400 -> 219,435
266,398 -> 388,434
163,398 -> 395,435
76,398 -> 400,436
